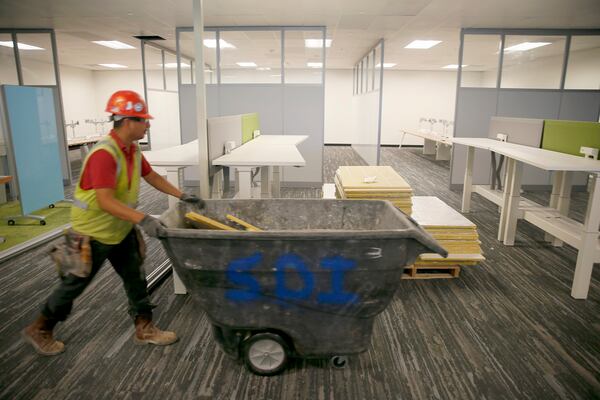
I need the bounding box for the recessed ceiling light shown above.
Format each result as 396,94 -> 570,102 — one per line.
159,62 -> 190,68
404,40 -> 442,49
0,41 -> 44,50
203,39 -> 235,49
307,62 -> 322,68
92,40 -> 136,49
376,63 -> 396,68
237,62 -> 257,67
256,67 -> 271,71
270,74 -> 282,77
504,42 -> 551,52
98,63 -> 128,68
442,64 -> 468,69
305,39 -> 332,48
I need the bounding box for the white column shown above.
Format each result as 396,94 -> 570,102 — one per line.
193,0 -> 210,199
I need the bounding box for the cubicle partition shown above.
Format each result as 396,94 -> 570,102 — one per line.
451,28 -> 600,189
176,26 -> 326,188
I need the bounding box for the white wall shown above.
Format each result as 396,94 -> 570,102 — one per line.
324,69 -> 458,145
60,65 -> 97,137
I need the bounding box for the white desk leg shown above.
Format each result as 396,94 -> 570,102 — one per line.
423,139 -> 436,155
436,143 -> 451,161
236,167 -> 253,198
399,131 -> 406,148
552,171 -> 573,247
571,173 -> 600,299
461,146 -> 475,213
260,166 -> 271,198
272,166 -> 281,198
502,159 -> 523,246
498,158 -> 515,241
545,171 -> 563,242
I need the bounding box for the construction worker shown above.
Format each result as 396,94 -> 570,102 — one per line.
22,90 -> 202,356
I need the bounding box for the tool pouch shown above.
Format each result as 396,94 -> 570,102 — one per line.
49,229 -> 92,279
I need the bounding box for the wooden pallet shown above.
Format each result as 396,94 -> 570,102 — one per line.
402,265 -> 461,280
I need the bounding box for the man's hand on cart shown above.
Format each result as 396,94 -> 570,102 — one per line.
180,193 -> 205,208
139,215 -> 167,238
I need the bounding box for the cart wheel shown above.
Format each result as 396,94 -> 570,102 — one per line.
242,332 -> 289,376
330,355 -> 348,369
49,204 -> 55,209
40,220 -> 46,226
7,220 -> 15,226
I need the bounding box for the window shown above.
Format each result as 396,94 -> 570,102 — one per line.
220,30 -> 281,84
0,34 -> 18,84
501,35 -> 566,89
17,33 -> 56,85
460,34 -> 501,88
564,35 -> 600,90
284,30 -> 324,84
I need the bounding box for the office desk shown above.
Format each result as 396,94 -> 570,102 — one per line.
400,129 -> 453,160
67,135 -> 105,158
212,135 -> 307,198
453,137 -> 600,299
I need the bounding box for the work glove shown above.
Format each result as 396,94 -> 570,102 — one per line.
180,193 -> 205,208
138,215 -> 167,238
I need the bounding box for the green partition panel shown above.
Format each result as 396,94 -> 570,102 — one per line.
241,113 -> 259,144
541,120 -> 600,156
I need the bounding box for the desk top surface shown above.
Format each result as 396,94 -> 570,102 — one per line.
401,128 -> 453,145
452,137 -> 600,172
67,135 -> 105,147
144,135 -> 308,168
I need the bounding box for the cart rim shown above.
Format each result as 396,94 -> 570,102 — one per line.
248,339 -> 286,370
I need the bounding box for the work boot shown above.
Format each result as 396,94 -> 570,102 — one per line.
21,314 -> 65,356
133,315 -> 178,346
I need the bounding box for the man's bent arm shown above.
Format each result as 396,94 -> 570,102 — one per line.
142,171 -> 183,199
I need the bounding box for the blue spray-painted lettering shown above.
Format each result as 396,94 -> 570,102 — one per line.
225,252 -> 262,301
275,253 -> 314,300
317,256 -> 359,304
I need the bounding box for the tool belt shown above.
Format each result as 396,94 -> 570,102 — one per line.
49,229 -> 92,279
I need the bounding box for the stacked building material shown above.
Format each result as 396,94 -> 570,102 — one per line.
405,196 -> 485,279
334,166 -> 413,215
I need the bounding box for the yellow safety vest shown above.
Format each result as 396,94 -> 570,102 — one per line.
71,136 -> 141,244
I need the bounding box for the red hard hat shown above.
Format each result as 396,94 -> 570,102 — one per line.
105,90 -> 153,119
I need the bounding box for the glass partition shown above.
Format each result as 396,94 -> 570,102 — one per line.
17,33 -> 56,85
284,30 -> 324,84
501,35 -> 567,89
220,30 -> 281,84
144,44 -> 163,90
564,36 -> 600,90
0,34 -> 18,84
460,34 -> 501,88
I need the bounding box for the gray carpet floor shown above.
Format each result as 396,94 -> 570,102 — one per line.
0,146 -> 598,400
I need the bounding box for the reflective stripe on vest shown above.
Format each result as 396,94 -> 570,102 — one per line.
71,137 -> 141,244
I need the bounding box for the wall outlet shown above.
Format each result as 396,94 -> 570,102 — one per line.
496,133 -> 508,142
580,146 -> 599,160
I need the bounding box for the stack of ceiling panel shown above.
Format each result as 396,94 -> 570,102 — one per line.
406,196 -> 485,278
334,166 -> 413,215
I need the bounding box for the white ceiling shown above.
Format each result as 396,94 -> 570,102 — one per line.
0,0 -> 599,71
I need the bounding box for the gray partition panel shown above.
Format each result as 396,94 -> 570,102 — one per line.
497,90 -> 562,119
217,85 -> 284,135
451,88 -> 498,185
559,91 -> 600,121
282,85 -> 323,184
487,117 -> 543,147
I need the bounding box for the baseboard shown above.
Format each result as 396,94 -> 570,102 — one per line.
449,183 -> 588,192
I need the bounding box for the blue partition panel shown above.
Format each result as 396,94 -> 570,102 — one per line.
3,85 -> 64,215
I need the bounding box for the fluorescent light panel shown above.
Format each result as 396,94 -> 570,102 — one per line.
376,63 -> 396,68
442,64 -> 468,69
0,41 -> 44,50
98,63 -> 128,68
203,39 -> 235,49
307,62 -> 322,68
305,39 -> 332,48
237,62 -> 257,67
504,42 -> 551,52
159,62 -> 190,68
256,67 -> 271,71
405,40 -> 442,49
92,40 -> 135,49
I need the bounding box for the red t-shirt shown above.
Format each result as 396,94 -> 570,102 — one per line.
79,131 -> 153,190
